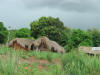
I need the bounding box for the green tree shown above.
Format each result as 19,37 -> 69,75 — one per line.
15,28 -> 30,38
92,28 -> 100,47
65,26 -> 71,34
0,22 -> 8,44
30,16 -> 68,46
70,29 -> 93,48
9,30 -> 17,41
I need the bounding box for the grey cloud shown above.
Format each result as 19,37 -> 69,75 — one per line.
0,0 -> 100,30
22,0 -> 100,12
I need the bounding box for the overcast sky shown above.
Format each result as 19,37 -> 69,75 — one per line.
0,0 -> 100,30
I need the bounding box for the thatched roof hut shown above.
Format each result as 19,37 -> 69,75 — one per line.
33,36 -> 66,54
8,36 -> 66,54
8,38 -> 35,51
78,46 -> 100,55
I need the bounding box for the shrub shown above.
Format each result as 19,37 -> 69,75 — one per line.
15,28 -> 30,38
0,22 -> 8,44
92,28 -> 100,47
70,29 -> 93,48
9,30 -> 17,41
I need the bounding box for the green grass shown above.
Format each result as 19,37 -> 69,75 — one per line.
62,51 -> 100,75
0,46 -> 100,75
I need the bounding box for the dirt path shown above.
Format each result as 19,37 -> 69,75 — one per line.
19,56 -> 49,70
0,54 -> 61,70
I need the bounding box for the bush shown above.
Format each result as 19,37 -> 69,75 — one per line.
0,22 -> 8,44
79,39 -> 93,46
92,28 -> 100,47
9,30 -> 17,41
15,28 -> 30,38
70,29 -> 93,48
64,45 -> 71,52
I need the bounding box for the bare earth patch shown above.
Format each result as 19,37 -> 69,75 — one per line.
0,54 -> 61,71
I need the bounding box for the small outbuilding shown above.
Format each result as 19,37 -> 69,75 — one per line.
8,38 -> 35,51
78,46 -> 100,55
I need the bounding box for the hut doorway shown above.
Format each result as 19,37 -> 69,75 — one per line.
31,44 -> 34,50
51,47 -> 57,52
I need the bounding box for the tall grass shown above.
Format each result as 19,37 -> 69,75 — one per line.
0,46 -> 100,75
0,47 -> 62,75
61,51 -> 100,75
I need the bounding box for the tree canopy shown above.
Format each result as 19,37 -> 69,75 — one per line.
92,28 -> 100,47
70,29 -> 93,48
30,16 -> 69,46
0,22 -> 8,44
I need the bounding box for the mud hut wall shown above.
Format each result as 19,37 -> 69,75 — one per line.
12,41 -> 28,50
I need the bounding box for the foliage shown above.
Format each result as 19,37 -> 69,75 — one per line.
62,51 -> 100,75
30,16 -> 69,46
92,28 -> 100,47
9,30 -> 17,41
64,45 -> 71,52
15,28 -> 30,38
0,22 -> 8,44
70,29 -> 93,48
86,28 -> 100,47
65,26 -> 71,34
